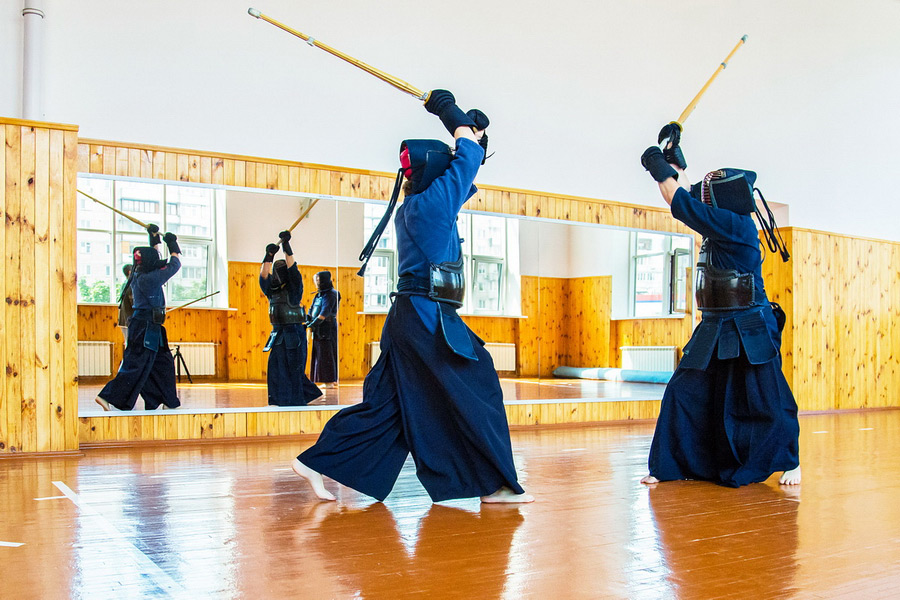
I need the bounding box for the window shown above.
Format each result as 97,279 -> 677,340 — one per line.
76,176 -> 224,307
362,205 -> 517,315
630,232 -> 693,317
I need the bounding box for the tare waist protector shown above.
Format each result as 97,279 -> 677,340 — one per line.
695,266 -> 756,311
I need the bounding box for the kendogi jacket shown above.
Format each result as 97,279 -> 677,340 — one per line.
130,255 -> 181,350
394,137 -> 483,360
670,186 -> 780,370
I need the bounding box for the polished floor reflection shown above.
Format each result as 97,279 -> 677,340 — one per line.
2,411 -> 899,598
77,377 -> 668,413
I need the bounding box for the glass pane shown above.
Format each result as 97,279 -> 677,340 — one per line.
76,177 -> 114,230
457,213 -> 470,254
471,215 -> 505,257
363,203 -> 394,250
472,260 -> 502,312
115,181 -> 163,233
671,252 -> 692,313
167,243 -> 209,304
672,235 -> 693,252
166,185 -> 214,238
363,254 -> 393,311
634,254 -> 665,317
635,232 -> 666,256
77,230 -> 114,303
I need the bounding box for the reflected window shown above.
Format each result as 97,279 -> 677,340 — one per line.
76,176 -> 222,307
630,232 -> 693,317
362,204 -> 396,311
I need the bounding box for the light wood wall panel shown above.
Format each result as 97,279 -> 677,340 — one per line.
609,317 -> 694,368
564,276 -> 613,369
779,228 -> 900,411
77,305 -> 229,378
1,118 -> 79,454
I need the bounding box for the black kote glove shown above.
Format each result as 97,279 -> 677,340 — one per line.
263,243 -> 279,263
641,147 -> 678,183
466,109 -> 490,161
278,230 -> 293,256
658,122 -> 687,170
424,89 -> 476,135
147,223 -> 161,246
163,232 -> 181,255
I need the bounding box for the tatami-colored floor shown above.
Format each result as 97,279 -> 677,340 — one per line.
77,378 -> 669,413
2,411 -> 898,599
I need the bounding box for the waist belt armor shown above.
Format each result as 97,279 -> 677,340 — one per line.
429,255 -> 466,307
269,288 -> 306,325
695,265 -> 755,310
152,307 -> 167,325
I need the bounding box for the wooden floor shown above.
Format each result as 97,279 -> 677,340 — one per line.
77,378 -> 669,413
2,411 -> 899,599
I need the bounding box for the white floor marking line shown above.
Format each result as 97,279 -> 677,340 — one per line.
0,541 -> 25,547
859,428 -> 874,431
34,495 -> 67,501
560,448 -> 587,452
52,481 -> 188,598
812,431 -> 829,434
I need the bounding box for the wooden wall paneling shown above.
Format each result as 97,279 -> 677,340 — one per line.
564,276 -> 612,368
0,125 -> 6,452
34,128 -> 52,452
20,126 -> 38,453
49,130 -> 66,450
518,276 -> 540,377
63,131 -> 80,451
5,124 -> 23,452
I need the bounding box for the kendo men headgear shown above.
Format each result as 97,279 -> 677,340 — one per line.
357,139 -> 455,276
315,270 -> 333,291
689,168 -> 757,215
132,246 -> 162,273
399,139 -> 453,196
271,259 -> 289,288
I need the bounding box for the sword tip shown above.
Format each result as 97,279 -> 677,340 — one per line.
248,7 -> 261,18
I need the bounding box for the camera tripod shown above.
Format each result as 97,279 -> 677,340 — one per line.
172,345 -> 193,384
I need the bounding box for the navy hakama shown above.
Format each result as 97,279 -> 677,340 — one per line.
98,256 -> 181,411
299,296 -> 523,502
646,186 -> 800,486
309,288 -> 339,383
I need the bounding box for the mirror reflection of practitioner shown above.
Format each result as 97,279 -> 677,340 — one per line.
95,225 -> 182,411
292,90 -> 532,504
308,503 -> 524,598
306,271 -> 340,390
260,231 -> 323,406
117,263 -> 134,346
639,126 -> 800,486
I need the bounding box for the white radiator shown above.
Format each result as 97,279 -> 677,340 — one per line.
485,343 -> 517,371
369,341 -> 517,372
620,346 -> 677,372
78,341 -> 113,376
169,342 -> 217,376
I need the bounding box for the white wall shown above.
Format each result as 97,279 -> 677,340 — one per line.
4,1 -> 899,241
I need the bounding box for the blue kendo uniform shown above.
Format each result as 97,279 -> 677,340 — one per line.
260,264 -> 322,406
298,138 -> 525,501
98,255 -> 182,410
647,186 -> 800,486
308,273 -> 340,384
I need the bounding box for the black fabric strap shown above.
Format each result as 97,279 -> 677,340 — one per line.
753,188 -> 790,262
357,169 -> 404,276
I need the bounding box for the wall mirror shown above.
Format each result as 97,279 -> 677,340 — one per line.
75,173 -> 694,418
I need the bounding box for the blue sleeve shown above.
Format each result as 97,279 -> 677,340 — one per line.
415,137 -> 483,221
670,187 -> 744,242
143,256 -> 181,287
259,273 -> 271,296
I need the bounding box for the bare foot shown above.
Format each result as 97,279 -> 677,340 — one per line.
480,487 -> 534,504
640,475 -> 660,485
95,397 -> 112,411
292,458 -> 336,501
779,466 -> 802,485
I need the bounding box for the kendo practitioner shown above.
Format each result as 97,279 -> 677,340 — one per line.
306,270 -> 340,389
117,263 -> 134,345
95,226 -> 182,411
639,125 -> 801,486
292,90 -> 533,503
260,231 -> 323,406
